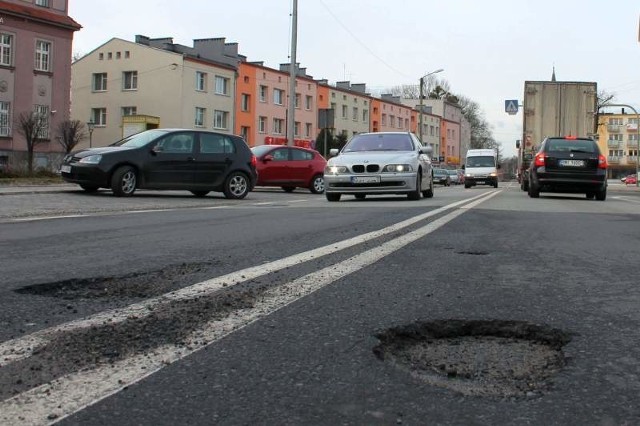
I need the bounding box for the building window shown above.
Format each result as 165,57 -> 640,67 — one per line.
91,108 -> 107,126
195,107 -> 205,127
362,109 -> 368,123
35,0 -> 49,6
352,107 -> 358,121
390,115 -> 395,128
305,123 -> 312,138
213,110 -> 228,130
116,52 -> 121,59
35,40 -> 51,72
92,73 -> 107,91
273,118 -> 284,134
34,104 -> 49,139
215,76 -> 229,95
0,101 -> 10,136
305,95 -> 312,110
259,116 -> 267,133
341,105 -> 347,118
196,71 -> 207,91
124,51 -> 130,59
240,126 -> 250,143
0,33 -> 13,66
123,71 -> 138,90
121,106 -> 137,116
241,94 -> 250,112
295,93 -> 301,108
609,117 -> 623,125
259,85 -> 268,102
381,114 -> 387,126
294,121 -> 300,137
274,89 -> 284,105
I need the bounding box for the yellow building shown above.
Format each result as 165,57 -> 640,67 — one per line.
597,112 -> 639,179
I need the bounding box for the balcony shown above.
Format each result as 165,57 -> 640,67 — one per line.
608,156 -> 621,164
626,123 -> 638,133
607,124 -> 621,133
607,139 -> 622,148
627,140 -> 639,148
627,156 -> 638,164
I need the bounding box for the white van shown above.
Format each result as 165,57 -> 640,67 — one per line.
463,149 -> 500,188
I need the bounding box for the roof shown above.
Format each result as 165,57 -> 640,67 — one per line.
0,1 -> 81,30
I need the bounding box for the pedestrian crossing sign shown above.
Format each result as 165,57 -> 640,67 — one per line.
505,100 -> 519,115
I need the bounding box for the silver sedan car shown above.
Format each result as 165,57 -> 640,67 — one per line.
324,132 -> 434,201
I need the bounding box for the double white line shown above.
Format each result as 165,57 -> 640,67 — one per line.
0,190 -> 500,425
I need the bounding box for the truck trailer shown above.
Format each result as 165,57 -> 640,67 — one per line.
517,81 -> 598,191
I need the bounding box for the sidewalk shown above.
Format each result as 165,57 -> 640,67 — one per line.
0,183 -> 77,195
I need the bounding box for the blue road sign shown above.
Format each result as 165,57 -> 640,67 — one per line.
505,100 -> 519,114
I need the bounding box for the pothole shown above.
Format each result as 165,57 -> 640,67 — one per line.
455,250 -> 489,256
373,319 -> 572,398
14,262 -> 218,300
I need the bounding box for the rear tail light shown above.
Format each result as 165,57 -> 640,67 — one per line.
598,154 -> 607,169
250,154 -> 257,168
534,153 -> 546,167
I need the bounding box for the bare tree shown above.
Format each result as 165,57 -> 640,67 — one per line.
57,120 -> 87,154
595,89 -> 616,133
15,111 -> 49,173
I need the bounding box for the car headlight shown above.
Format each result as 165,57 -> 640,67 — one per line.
382,164 -> 413,173
465,173 -> 473,178
489,172 -> 497,177
79,154 -> 102,164
325,165 -> 348,175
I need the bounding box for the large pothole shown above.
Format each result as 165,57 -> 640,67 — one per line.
373,319 -> 572,398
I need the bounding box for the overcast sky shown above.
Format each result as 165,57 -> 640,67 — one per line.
68,0 -> 640,157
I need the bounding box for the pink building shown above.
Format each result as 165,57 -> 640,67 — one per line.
0,0 -> 80,171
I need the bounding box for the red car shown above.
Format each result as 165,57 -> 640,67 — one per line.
624,174 -> 637,185
251,145 -> 327,193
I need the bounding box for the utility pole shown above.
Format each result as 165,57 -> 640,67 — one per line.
287,0 -> 298,147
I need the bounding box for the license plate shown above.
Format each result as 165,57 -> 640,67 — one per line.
60,165 -> 71,173
476,181 -> 485,184
351,176 -> 380,184
559,159 -> 585,167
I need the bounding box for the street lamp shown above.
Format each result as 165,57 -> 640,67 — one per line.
87,119 -> 95,148
419,68 -> 444,147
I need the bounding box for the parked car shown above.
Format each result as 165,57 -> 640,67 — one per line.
60,129 -> 257,198
625,174 -> 637,185
324,132 -> 434,201
251,145 -> 326,193
528,136 -> 607,200
433,168 -> 451,186
446,169 -> 461,185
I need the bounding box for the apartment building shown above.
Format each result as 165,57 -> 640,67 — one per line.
237,61 -> 317,148
400,97 -> 441,158
317,80 -> 371,139
71,36 -> 239,148
421,99 -> 465,167
374,94 -> 412,135
598,112 -> 639,179
0,0 -> 80,170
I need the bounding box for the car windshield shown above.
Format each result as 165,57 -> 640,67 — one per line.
466,156 -> 495,167
447,170 -> 457,175
110,130 -> 169,148
343,134 -> 414,152
546,139 -> 596,153
251,145 -> 276,156
434,169 -> 446,175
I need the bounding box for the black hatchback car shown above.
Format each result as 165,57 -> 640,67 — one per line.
60,129 -> 258,198
528,136 -> 607,200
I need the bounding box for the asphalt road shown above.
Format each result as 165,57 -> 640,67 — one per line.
1,183 -> 639,425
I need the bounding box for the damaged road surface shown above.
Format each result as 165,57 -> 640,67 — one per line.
1,187 -> 640,425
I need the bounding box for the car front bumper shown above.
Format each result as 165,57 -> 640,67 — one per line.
324,172 -> 418,194
60,163 -> 110,187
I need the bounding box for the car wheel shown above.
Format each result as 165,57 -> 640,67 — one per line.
111,166 -> 137,197
326,193 -> 341,202
523,180 -> 529,192
282,186 -> 296,193
422,176 -> 434,198
528,181 -> 540,198
355,194 -> 366,200
309,174 -> 325,194
191,190 -> 209,198
223,172 -> 250,199
595,187 -> 606,201
464,182 -> 471,189
80,184 -> 99,193
408,173 -> 421,200
494,181 -> 499,188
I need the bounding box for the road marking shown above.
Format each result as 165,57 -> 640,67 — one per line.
612,196 -> 640,204
0,192 -> 498,425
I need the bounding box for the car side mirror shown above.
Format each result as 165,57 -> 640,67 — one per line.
263,154 -> 274,162
151,145 -> 163,154
329,148 -> 339,157
421,145 -> 433,155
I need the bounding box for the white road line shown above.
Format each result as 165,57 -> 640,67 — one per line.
0,193 -> 491,426
0,191 -> 491,368
612,196 -> 640,204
